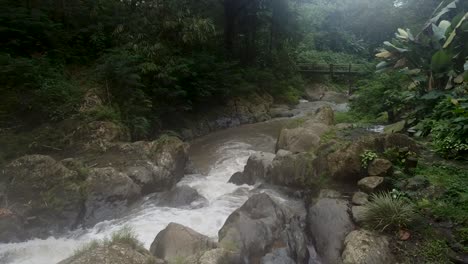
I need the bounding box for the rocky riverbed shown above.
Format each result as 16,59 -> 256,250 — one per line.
0,92 -> 413,264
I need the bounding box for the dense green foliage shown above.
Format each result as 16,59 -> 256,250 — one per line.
351,0 -> 468,158
0,0 -> 439,140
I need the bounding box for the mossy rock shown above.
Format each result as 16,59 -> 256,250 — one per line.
2,155 -> 86,239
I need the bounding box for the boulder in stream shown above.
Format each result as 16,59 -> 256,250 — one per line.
218,193 -> 309,263
307,197 -> 354,264
155,185 -> 207,208
1,155 -> 85,239
83,167 -> 141,226
231,152 -> 275,185
150,223 -> 217,262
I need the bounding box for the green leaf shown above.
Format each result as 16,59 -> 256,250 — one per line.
443,12 -> 467,48
432,20 -> 451,41
431,50 -> 452,72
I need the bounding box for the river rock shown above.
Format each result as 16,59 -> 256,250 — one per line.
270,105 -> 294,118
100,136 -> 188,194
352,192 -> 369,205
235,152 -> 275,185
324,133 -> 418,183
83,167 -> 141,226
58,243 -> 158,264
228,172 -> 245,185
351,206 -> 366,224
0,208 -> 26,243
268,152 -> 318,188
1,155 -> 85,239
261,248 -> 295,264
309,106 -> 335,126
276,127 -> 322,153
150,223 -> 217,261
198,248 -> 233,264
155,185 -> 207,208
308,198 -> 354,264
218,193 -> 309,263
342,230 -> 395,264
357,176 -> 385,193
368,159 -> 393,176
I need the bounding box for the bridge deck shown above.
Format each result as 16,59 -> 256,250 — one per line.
297,63 -> 367,75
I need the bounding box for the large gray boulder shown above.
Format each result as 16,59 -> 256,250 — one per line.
83,167 -> 141,226
276,106 -> 333,154
276,127 -> 322,153
231,152 -> 275,185
267,151 -> 321,188
155,185 -> 207,208
218,193 -> 309,263
93,136 -> 189,194
58,243 -> 158,264
323,133 -> 418,183
308,198 -> 354,264
1,155 -> 85,240
150,223 -> 217,262
342,230 -> 395,264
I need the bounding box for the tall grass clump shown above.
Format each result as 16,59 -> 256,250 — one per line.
362,192 -> 414,232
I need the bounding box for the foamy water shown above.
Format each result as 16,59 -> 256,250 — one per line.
0,140 -> 260,264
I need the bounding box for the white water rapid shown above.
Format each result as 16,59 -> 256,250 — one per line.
0,120 -> 283,264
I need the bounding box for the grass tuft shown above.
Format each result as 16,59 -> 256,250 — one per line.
362,192 -> 414,232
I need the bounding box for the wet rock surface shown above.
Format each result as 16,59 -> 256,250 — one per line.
218,193 -> 309,264
155,185 -> 207,208
150,223 -> 217,261
307,197 -> 354,264
342,230 -> 395,264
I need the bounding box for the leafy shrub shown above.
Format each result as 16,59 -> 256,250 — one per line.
360,150 -> 378,168
350,72 -> 412,122
362,192 -> 414,232
0,54 -> 82,125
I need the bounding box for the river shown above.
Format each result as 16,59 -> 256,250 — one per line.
0,115 -> 291,263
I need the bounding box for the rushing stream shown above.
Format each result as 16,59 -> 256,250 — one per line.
0,116 -> 288,264
0,99 -> 382,264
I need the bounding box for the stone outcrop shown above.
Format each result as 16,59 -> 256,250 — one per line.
218,193 -> 309,263
155,185 -> 207,208
177,93 -> 274,139
351,192 -> 369,205
83,167 -> 141,226
268,152 -> 318,188
342,230 -> 395,264
323,133 -> 418,183
230,152 -> 275,185
150,223 -> 217,262
307,197 -> 354,264
0,135 -> 189,243
276,106 -> 334,153
1,155 -> 85,240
